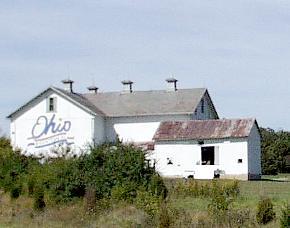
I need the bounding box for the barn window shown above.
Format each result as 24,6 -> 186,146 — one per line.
47,97 -> 57,112
238,159 -> 243,163
201,146 -> 218,165
201,99 -> 205,113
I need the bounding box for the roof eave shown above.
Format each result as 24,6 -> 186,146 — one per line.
7,87 -> 104,119
105,112 -> 193,118
154,136 -> 249,142
7,87 -> 52,119
51,87 -> 105,117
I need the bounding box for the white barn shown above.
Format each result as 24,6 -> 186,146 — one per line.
7,79 -> 261,180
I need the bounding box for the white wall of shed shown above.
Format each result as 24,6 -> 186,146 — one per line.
150,139 -> 248,180
10,91 -> 98,157
247,124 -> 262,177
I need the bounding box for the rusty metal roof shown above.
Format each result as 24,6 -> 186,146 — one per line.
153,119 -> 258,141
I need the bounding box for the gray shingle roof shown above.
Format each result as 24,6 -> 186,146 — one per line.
153,119 -> 258,141
7,87 -> 211,119
54,88 -> 105,116
83,88 -> 207,117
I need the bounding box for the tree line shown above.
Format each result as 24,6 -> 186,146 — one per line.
260,127 -> 290,174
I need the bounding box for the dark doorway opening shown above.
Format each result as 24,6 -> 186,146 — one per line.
201,146 -> 215,165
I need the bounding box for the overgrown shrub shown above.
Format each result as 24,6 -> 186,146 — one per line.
83,143 -> 164,202
84,186 -> 96,213
111,182 -> 138,202
0,149 -> 30,192
44,157 -> 86,203
135,190 -> 162,217
10,182 -> 22,199
223,180 -> 240,198
226,208 -> 252,227
33,184 -> 46,211
0,140 -> 166,211
256,197 -> 276,225
173,179 -> 240,199
280,204 -> 290,228
158,203 -> 172,228
27,176 -> 35,196
148,174 -> 167,199
208,180 -> 232,220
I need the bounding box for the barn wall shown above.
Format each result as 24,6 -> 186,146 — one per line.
151,139 -> 249,180
10,91 -> 99,157
105,114 -> 191,143
247,124 -> 262,179
94,115 -> 106,145
104,91 -> 219,143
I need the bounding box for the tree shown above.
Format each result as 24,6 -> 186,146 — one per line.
260,128 -> 290,174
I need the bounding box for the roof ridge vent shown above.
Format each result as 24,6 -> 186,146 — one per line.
87,85 -> 98,94
166,78 -> 178,91
62,79 -> 74,93
121,80 -> 133,93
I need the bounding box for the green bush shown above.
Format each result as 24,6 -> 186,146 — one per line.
158,203 -> 172,228
84,187 -> 96,213
10,183 -> 22,199
33,184 -> 46,211
226,208 -> 251,228
0,150 -> 30,192
27,176 -> 35,196
135,190 -> 162,217
0,137 -> 39,197
208,181 -> 232,219
43,157 -> 86,203
148,174 -> 167,199
280,204 -> 290,228
0,141 -> 166,210
111,182 -> 138,202
256,197 -> 276,225
83,143 -> 165,202
173,179 -> 239,199
174,179 -> 202,197
223,180 -> 240,198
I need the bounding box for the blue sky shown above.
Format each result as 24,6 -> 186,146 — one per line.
1,0 -> 290,135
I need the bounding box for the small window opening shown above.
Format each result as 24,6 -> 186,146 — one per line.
201,146 -> 214,165
48,97 -> 56,112
238,159 -> 243,163
201,99 -> 205,113
167,158 -> 173,165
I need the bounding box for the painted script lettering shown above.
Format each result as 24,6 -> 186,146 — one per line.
31,114 -> 71,139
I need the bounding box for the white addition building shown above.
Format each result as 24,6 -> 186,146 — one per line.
7,79 -> 261,180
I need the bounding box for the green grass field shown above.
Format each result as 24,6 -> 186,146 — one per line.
0,175 -> 289,227
166,174 -> 290,227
